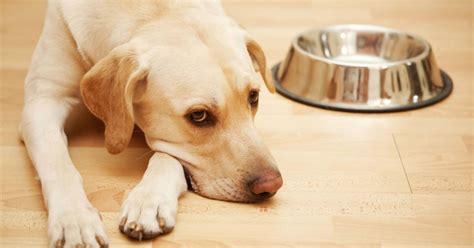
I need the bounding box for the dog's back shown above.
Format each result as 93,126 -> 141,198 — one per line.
55,0 -> 226,66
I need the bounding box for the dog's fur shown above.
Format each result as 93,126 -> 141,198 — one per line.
20,0 -> 282,247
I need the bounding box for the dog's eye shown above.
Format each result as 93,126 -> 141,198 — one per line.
249,90 -> 259,107
190,111 -> 207,122
188,110 -> 211,125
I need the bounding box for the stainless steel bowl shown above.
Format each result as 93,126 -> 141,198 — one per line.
272,24 -> 453,112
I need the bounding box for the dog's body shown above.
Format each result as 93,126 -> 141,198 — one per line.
21,1 -> 282,247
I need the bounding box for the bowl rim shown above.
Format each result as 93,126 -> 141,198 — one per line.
292,24 -> 432,68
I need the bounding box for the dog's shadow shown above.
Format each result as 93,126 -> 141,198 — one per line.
65,103 -> 148,150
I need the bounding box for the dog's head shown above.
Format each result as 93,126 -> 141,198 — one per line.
80,18 -> 282,203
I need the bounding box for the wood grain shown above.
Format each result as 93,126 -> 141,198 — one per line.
1,0 -> 472,247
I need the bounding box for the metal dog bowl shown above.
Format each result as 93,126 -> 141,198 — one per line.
272,24 -> 453,112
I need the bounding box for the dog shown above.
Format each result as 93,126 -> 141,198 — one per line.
20,0 -> 283,247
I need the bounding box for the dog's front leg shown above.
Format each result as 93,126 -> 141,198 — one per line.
120,152 -> 187,240
21,98 -> 109,248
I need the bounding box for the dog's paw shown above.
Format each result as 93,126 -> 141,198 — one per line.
119,186 -> 177,240
48,205 -> 108,248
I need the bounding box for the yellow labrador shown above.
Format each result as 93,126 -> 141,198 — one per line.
20,0 -> 283,247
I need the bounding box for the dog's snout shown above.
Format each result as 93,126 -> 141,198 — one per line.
248,170 -> 283,197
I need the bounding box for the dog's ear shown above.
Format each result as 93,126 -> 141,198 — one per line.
245,37 -> 276,93
80,44 -> 149,154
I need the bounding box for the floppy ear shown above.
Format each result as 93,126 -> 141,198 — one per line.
245,37 -> 276,93
80,44 -> 148,154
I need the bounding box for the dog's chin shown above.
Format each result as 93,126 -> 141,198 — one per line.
179,161 -> 275,203
196,190 -> 276,203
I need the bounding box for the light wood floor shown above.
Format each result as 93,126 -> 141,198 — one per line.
1,0 -> 473,247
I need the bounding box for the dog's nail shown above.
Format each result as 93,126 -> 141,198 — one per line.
134,224 -> 143,232
98,213 -> 103,221
158,217 -> 166,229
129,222 -> 137,231
119,217 -> 127,232
130,228 -> 143,241
163,225 -> 174,234
55,239 -> 65,248
96,236 -> 107,247
75,244 -> 84,248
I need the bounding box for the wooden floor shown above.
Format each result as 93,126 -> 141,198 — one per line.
1,0 -> 473,247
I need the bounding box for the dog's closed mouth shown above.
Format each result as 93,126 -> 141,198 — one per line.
183,168 -> 194,191
178,159 -> 199,192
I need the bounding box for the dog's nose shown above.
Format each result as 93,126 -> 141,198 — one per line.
249,170 -> 283,196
